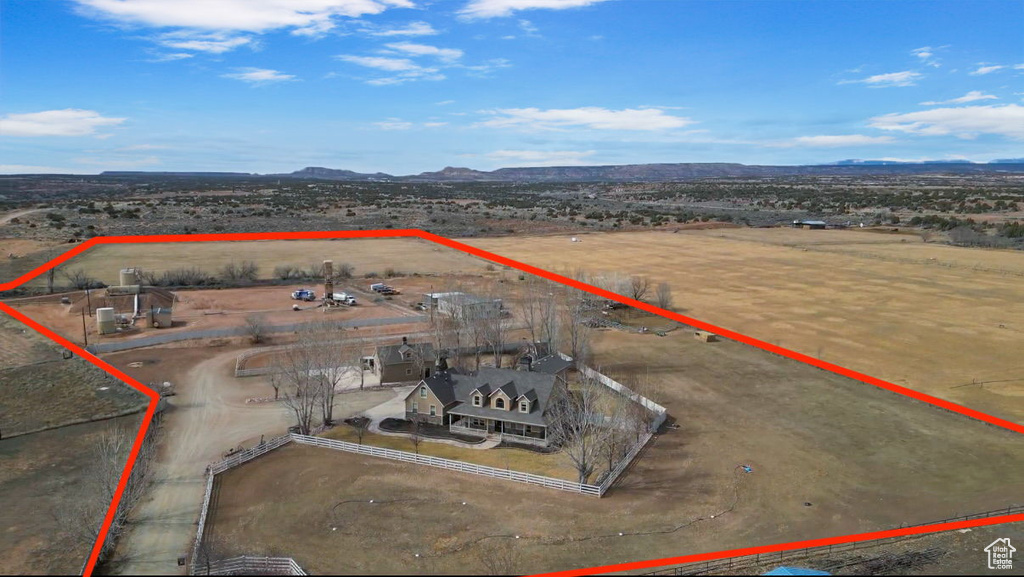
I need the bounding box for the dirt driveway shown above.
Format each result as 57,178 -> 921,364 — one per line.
103,345 -> 394,575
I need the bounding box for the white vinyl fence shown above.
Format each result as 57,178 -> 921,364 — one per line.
290,433 -> 603,496
194,555 -> 306,576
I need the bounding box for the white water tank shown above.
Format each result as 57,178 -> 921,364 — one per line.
96,307 -> 116,335
120,268 -> 139,286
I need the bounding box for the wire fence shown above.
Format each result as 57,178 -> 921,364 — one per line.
643,504 -> 1024,575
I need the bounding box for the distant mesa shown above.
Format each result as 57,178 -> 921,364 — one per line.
61,160 -> 1024,182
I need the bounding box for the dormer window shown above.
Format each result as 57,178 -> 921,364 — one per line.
473,395 -> 482,407
419,386 -> 427,398
519,401 -> 529,413
495,398 -> 505,410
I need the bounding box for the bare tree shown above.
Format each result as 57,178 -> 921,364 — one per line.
431,276 -> 465,370
655,282 -> 673,311
352,414 -> 370,445
547,372 -> 611,484
629,275 -> 651,302
409,413 -> 424,454
54,419 -> 159,564
474,538 -> 521,576
220,260 -> 259,284
560,286 -> 593,368
62,268 -> 103,290
481,280 -> 510,368
244,314 -> 265,344
622,367 -> 659,442
271,337 -> 324,435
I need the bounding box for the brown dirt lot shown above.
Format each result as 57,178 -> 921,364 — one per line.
468,228 -> 1024,425
24,237 -> 489,288
204,328 -> 1024,575
0,414 -> 145,575
9,283 -> 426,346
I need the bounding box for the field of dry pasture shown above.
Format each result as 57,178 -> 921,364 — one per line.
469,228 -> 1024,425
23,237 -> 489,288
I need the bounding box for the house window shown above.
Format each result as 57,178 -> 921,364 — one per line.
411,402 -> 418,413
429,405 -> 436,416
406,368 -> 413,375
473,395 -> 482,407
419,386 -> 427,398
495,398 -> 505,409
520,401 -> 529,413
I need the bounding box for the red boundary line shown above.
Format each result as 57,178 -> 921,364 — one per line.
0,229 -> 1020,577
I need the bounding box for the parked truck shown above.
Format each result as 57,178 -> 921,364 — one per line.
291,288 -> 316,301
332,292 -> 357,306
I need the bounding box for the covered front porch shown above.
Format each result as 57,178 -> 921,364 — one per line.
448,414 -> 549,447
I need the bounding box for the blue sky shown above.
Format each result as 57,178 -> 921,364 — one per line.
1,0 -> 1022,174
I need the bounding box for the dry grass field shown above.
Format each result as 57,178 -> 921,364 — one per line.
24,237 -> 489,288
0,414 -> 145,575
469,228 -> 1024,425
204,328 -> 1024,575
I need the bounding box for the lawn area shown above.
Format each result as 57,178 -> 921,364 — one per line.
319,423 -> 589,482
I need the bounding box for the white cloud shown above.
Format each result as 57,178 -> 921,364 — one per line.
459,0 -> 609,19
839,70 -> 923,87
374,119 -> 415,130
157,31 -> 253,53
222,67 -> 296,84
0,109 -> 126,137
337,54 -> 444,84
518,19 -> 539,36
460,57 -> 512,77
486,149 -> 596,165
74,0 -> 414,33
869,104 -> 1024,139
372,119 -> 448,129
367,21 -> 438,36
337,55 -> 422,71
920,90 -> 998,106
911,46 -> 941,68
383,42 -> 463,62
970,64 -> 1005,75
1015,64 -> 1024,70
436,100 -> 456,106
779,135 -> 895,148
477,106 -> 695,131
118,143 -> 170,150
146,51 -> 195,62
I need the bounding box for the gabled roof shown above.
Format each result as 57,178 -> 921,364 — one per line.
530,355 -> 572,375
492,380 -> 517,399
417,371 -> 457,406
516,389 -> 538,403
377,341 -> 435,366
444,367 -> 561,427
469,383 -> 493,397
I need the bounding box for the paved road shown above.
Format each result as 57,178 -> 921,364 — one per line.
86,315 -> 428,354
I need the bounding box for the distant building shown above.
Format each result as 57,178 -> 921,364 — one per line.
423,291 -> 503,320
372,337 -> 436,384
403,355 -> 571,446
792,220 -> 827,230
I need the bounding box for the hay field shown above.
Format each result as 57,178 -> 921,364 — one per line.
468,228 -> 1024,425
28,237 -> 488,288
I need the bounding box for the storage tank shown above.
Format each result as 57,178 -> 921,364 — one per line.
96,307 -> 116,335
120,268 -> 139,286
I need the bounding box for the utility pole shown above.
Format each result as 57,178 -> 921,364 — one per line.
81,307 -> 88,347
85,287 -> 93,317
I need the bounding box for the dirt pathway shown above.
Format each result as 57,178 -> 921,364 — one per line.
110,348 -> 398,575
111,349 -> 293,575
